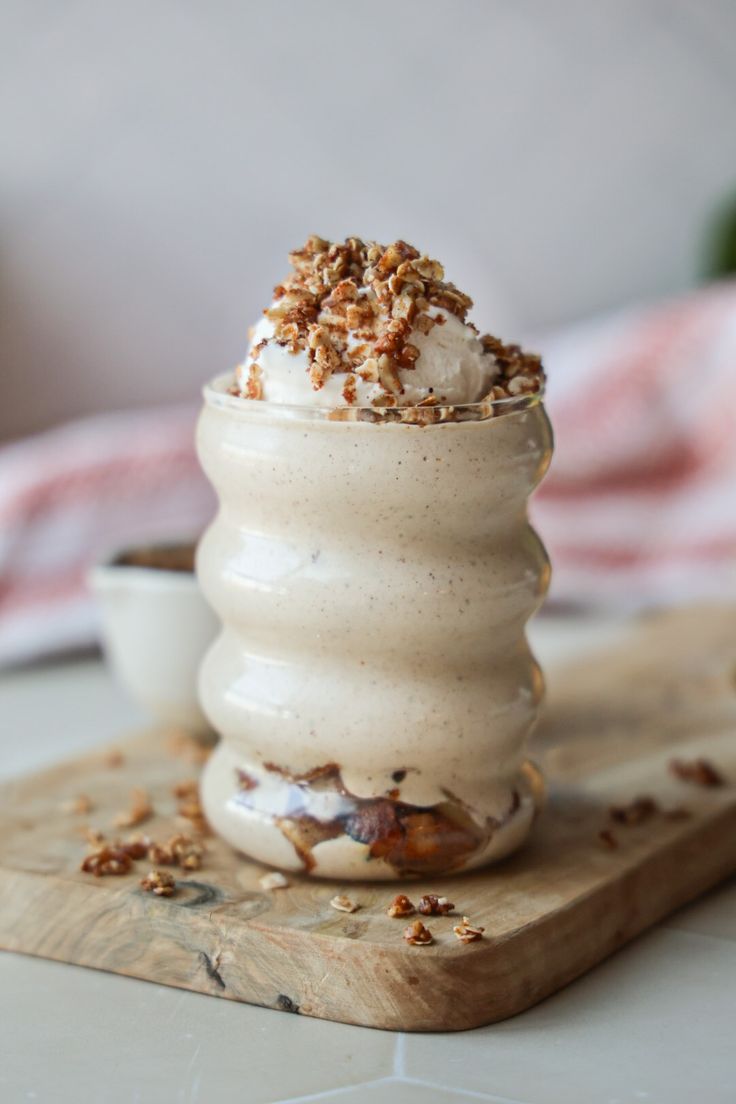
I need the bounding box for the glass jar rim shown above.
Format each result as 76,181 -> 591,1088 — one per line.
202,372 -> 545,425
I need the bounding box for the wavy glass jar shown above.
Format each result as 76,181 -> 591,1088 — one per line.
196,375 -> 552,880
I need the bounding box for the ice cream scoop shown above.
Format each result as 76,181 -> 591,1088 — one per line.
233,236 -> 543,409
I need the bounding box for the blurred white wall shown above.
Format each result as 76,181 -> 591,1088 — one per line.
2,0 -> 735,440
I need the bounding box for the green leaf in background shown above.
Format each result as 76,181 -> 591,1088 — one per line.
702,190 -> 736,280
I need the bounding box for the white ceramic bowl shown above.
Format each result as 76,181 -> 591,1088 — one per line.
89,544 -> 219,736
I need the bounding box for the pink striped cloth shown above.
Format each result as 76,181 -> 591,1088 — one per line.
1,282 -> 734,664
0,406 -> 214,665
531,280 -> 736,608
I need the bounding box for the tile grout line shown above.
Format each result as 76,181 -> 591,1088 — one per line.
393,1031 -> 406,1077
660,924 -> 736,948
274,1076 -> 396,1104
400,1074 -> 532,1103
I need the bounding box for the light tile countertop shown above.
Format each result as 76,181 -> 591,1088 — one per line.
1,615 -> 734,1104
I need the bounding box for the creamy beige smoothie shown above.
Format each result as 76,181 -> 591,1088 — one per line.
196,237 -> 551,879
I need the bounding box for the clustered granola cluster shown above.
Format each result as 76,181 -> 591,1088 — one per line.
239,236 -> 544,408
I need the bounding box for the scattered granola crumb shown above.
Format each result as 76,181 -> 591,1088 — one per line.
172,779 -> 199,800
116,834 -> 151,860
104,749 -> 125,768
166,732 -> 213,765
417,894 -> 455,916
172,780 -> 210,836
598,828 -> 619,850
609,795 -> 659,825
453,916 -> 485,943
140,869 -> 176,897
61,794 -> 94,815
663,806 -> 693,821
330,895 -> 359,913
168,834 -> 204,870
80,826 -> 106,847
387,894 -> 416,918
259,871 -> 289,891
404,919 -> 433,945
80,846 -> 133,877
669,758 -> 725,788
113,787 -> 153,829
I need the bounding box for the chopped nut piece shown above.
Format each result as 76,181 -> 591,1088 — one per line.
598,828 -> 619,849
117,835 -> 151,860
387,893 -> 415,918
669,758 -> 725,788
609,796 -> 659,825
330,895 -> 359,913
61,794 -> 94,815
147,842 -> 176,865
80,846 -> 133,877
168,833 -> 204,870
140,869 -> 176,897
259,871 -> 289,891
174,781 -> 210,836
113,787 -> 153,829
663,806 -> 693,821
166,732 -> 213,764
172,779 -> 199,800
404,919 -> 433,945
453,916 -> 485,943
417,894 -> 455,916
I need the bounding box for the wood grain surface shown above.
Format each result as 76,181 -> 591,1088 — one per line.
1,605 -> 735,1032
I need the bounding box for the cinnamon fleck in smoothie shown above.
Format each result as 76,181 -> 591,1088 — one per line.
196,237 -> 551,879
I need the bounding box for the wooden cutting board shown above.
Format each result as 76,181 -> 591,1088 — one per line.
1,605 -> 735,1032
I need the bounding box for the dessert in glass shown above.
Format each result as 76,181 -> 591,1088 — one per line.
196,237 -> 551,879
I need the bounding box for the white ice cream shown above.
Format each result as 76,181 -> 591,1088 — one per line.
236,306 -> 498,407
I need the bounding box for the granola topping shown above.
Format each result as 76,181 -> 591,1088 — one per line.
233,237 -> 544,409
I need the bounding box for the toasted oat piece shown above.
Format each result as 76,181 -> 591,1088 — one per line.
113,787 -> 153,829
417,894 -> 454,916
404,919 -> 433,945
330,895 -> 359,913
453,916 -> 485,943
387,893 -> 415,918
140,869 -> 176,897
80,846 -> 133,877
609,795 -> 659,825
598,828 -> 619,849
669,758 -> 725,788
61,794 -> 94,815
259,871 -> 289,891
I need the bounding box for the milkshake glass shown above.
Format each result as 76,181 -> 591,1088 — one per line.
196,377 -> 552,879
